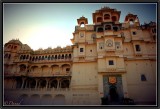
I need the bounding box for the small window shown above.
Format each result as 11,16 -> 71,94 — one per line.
135,45 -> 141,51
80,48 -> 84,52
97,27 -> 103,32
14,46 -> 17,49
141,74 -> 147,81
97,17 -> 102,22
108,60 -> 114,65
80,32 -> 84,38
66,68 -> 70,71
132,31 -> 136,35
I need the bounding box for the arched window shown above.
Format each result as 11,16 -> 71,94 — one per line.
4,54 -> 8,58
51,55 -> 54,60
42,56 -> 44,60
97,27 -> 103,32
105,25 -> 111,30
35,56 -> 38,61
8,45 -> 11,48
129,19 -> 134,25
65,54 -> 68,59
39,56 -> 41,60
55,55 -> 57,59
69,54 -> 71,58
113,26 -> 118,31
112,16 -> 117,22
104,14 -> 110,20
23,55 -> 26,60
14,46 -> 17,49
26,55 -> 29,59
32,57 -> 35,61
20,55 -> 23,60
80,22 -> 85,27
48,55 -> 50,60
97,17 -> 102,22
58,55 -> 61,59
61,54 -> 64,59
45,56 -> 47,60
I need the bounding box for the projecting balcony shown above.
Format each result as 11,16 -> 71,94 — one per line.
30,58 -> 72,63
75,26 -> 86,31
14,71 -> 28,76
13,59 -> 30,63
98,68 -> 126,73
104,30 -> 114,35
28,71 -> 71,77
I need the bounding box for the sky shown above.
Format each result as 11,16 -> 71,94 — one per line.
3,3 -> 157,50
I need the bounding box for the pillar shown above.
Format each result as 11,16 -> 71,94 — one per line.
21,78 -> 26,89
25,80 -> 28,88
122,74 -> 129,98
35,79 -> 39,89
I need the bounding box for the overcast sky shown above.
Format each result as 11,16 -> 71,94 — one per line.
3,3 -> 157,50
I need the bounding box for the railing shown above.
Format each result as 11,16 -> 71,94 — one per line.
28,72 -> 71,77
30,58 -> 72,63
14,58 -> 72,63
75,26 -> 86,31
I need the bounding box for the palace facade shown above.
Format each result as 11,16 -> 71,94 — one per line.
4,7 -> 157,105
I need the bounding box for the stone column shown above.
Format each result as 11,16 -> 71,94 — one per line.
45,79 -> 49,89
35,79 -> 39,89
21,78 -> 26,89
57,78 -> 60,89
25,80 -> 28,88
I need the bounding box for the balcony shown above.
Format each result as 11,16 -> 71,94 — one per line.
14,71 -> 27,76
30,59 -> 72,63
28,71 -> 71,77
104,30 -> 114,35
75,26 -> 86,31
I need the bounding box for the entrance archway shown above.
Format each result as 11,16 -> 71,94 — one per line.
53,94 -> 65,105
109,85 -> 119,102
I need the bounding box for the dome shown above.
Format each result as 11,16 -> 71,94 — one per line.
7,39 -> 22,45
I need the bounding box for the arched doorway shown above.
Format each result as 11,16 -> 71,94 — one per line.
53,94 -> 65,105
109,85 -> 119,102
41,94 -> 53,105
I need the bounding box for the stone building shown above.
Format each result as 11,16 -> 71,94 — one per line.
4,7 -> 156,105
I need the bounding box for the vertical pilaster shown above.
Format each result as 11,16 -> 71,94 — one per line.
122,74 -> 129,98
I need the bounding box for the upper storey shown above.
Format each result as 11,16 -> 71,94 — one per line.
92,6 -> 121,24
